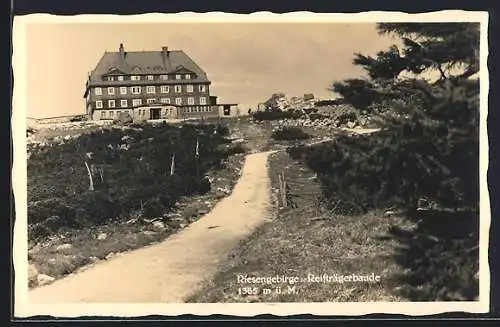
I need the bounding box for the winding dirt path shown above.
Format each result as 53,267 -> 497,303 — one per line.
28,151 -> 275,303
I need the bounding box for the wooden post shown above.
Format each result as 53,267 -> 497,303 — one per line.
278,174 -> 283,206
281,171 -> 288,208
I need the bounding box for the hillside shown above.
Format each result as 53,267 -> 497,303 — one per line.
27,120 -> 247,287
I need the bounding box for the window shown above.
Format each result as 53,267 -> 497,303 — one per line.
131,75 -> 140,81
185,74 -> 191,80
146,86 -> 156,94
160,75 -> 168,80
199,85 -> 206,92
117,76 -> 124,81
199,97 -> 207,105
147,75 -> 154,81
131,86 -> 141,94
175,98 -> 182,105
120,87 -> 127,95
107,76 -> 114,81
120,99 -> 128,108
160,98 -> 170,104
174,85 -> 182,93
186,84 -> 194,93
175,74 -> 181,80
187,97 -> 195,105
147,98 -> 156,104
110,111 -> 114,118
108,99 -> 116,108
160,85 -> 169,93
100,111 -> 106,118
107,87 -> 115,95
95,87 -> 102,95
132,99 -> 142,106
96,100 -> 103,109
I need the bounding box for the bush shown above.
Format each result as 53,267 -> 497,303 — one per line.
288,112 -> 478,215
272,127 -> 311,141
216,124 -> 230,136
251,110 -> 303,121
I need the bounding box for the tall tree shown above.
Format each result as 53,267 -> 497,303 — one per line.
331,22 -> 481,210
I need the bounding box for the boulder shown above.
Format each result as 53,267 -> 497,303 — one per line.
37,274 -> 55,286
56,243 -> 72,251
152,221 -> 166,230
28,264 -> 39,287
96,232 -> 107,240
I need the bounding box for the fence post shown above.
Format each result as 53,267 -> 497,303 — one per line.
282,170 -> 288,208
278,171 -> 288,208
278,173 -> 284,207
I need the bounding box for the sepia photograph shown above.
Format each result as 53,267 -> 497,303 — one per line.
13,11 -> 490,317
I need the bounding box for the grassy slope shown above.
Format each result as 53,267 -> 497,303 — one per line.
187,150 -> 412,302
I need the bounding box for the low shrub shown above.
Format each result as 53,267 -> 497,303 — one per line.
216,124 -> 230,136
272,127 -> 311,141
251,110 -> 304,121
27,123 -> 237,239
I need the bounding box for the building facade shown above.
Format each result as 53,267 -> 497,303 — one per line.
83,44 -> 219,121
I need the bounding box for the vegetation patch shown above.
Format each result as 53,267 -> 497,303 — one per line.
271,127 -> 311,141
27,122 -> 247,286
251,110 -> 304,121
187,151 -> 409,303
286,22 -> 480,301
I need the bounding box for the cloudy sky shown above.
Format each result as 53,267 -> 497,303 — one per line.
24,22 -> 398,118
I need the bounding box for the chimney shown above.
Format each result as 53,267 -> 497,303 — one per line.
119,43 -> 125,59
161,46 -> 171,70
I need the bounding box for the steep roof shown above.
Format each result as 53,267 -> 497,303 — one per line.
87,46 -> 210,85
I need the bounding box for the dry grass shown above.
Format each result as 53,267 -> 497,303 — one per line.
187,150 -> 412,303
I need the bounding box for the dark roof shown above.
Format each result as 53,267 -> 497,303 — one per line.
303,93 -> 315,100
88,46 -> 210,85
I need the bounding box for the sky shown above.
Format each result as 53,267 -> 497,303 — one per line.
24,22 -> 399,118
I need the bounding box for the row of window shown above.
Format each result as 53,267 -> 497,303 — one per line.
94,84 -> 207,96
183,106 -> 213,113
98,106 -> 213,119
95,96 -> 207,108
105,74 -> 194,82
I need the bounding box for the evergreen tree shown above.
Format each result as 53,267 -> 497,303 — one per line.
326,23 -> 481,212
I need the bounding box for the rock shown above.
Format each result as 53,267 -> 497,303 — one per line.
142,230 -> 157,236
89,256 -> 100,263
384,210 -> 398,217
119,143 -> 130,151
37,274 -> 55,286
105,252 -> 115,260
346,121 -> 356,129
121,135 -> 133,142
96,232 -> 107,240
152,221 -> 166,230
198,208 -> 210,215
28,264 -> 39,287
56,243 -> 72,251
